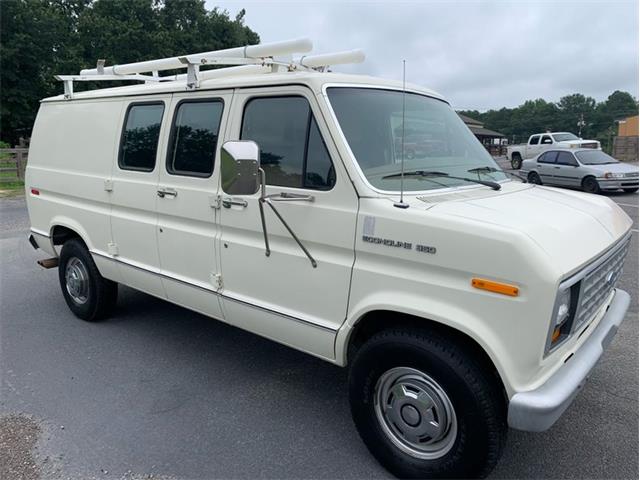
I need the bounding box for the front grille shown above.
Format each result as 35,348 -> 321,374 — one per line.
580,142 -> 598,149
574,238 -> 630,329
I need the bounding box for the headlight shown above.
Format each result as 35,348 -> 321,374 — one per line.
555,288 -> 571,326
545,282 -> 580,355
604,172 -> 624,179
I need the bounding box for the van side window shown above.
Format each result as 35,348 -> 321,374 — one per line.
119,102 -> 164,172
167,100 -> 223,177
241,96 -> 335,190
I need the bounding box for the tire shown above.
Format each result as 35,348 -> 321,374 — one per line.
623,188 -> 638,193
510,154 -> 522,170
582,176 -> 601,194
528,171 -> 542,185
349,328 -> 507,479
58,238 -> 117,321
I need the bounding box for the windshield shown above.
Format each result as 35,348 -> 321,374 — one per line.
326,87 -> 507,192
575,150 -> 618,165
552,133 -> 579,142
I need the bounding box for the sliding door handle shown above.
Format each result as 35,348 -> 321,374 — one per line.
222,197 -> 248,208
157,188 -> 178,198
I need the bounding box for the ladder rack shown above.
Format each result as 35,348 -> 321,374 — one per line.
56,38 -> 364,99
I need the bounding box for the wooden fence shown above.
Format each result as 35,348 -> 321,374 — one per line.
0,148 -> 28,184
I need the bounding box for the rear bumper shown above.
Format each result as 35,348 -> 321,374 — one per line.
508,289 -> 630,432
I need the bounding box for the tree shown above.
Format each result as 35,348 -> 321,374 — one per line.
0,0 -> 260,145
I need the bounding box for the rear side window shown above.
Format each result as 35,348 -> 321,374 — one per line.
241,96 -> 335,190
539,151 -> 558,164
529,135 -> 540,145
167,100 -> 224,177
119,102 -> 164,171
556,151 -> 576,166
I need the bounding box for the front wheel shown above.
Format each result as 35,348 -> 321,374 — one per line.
511,154 -> 522,170
349,328 -> 507,479
58,238 -> 118,321
528,171 -> 542,185
582,176 -> 601,194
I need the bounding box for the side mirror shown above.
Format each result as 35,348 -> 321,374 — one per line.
221,140 -> 260,195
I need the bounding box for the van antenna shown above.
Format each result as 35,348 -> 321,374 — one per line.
394,59 -> 410,209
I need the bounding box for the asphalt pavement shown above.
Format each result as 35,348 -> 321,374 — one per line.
1,189 -> 638,480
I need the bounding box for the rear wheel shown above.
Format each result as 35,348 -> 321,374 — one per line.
623,188 -> 638,193
58,238 -> 117,321
582,176 -> 601,194
349,328 -> 507,479
528,171 -> 542,185
511,154 -> 522,170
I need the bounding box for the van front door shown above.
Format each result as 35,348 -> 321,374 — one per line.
155,92 -> 231,320
218,87 -> 358,360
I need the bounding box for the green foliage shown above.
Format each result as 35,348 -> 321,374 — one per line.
460,90 -> 639,153
0,0 -> 260,145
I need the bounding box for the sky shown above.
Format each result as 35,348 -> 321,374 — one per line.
207,0 -> 639,111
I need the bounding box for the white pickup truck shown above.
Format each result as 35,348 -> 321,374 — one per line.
507,132 -> 600,169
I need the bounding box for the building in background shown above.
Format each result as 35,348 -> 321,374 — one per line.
613,115 -> 639,163
458,113 -> 506,156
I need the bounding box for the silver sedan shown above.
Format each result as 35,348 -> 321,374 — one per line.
521,149 -> 639,194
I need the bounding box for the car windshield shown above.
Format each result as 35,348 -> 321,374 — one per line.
575,150 -> 619,165
326,87 -> 507,192
552,133 -> 579,142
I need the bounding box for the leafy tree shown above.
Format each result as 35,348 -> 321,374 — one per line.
0,0 -> 260,145
459,90 -> 638,150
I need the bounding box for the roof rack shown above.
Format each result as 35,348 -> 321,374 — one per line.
56,38 -> 365,99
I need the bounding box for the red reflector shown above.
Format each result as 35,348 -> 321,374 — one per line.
30,188 -> 40,195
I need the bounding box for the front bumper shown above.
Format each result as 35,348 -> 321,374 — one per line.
508,288 -> 630,432
597,178 -> 639,190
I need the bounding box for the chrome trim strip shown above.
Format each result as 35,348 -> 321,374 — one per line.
30,228 -> 50,238
90,250 -> 337,333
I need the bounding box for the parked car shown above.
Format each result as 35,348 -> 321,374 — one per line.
507,132 -> 600,169
25,39 -> 632,479
521,149 -> 639,193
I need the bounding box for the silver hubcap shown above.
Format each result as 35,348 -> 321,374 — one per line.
374,367 -> 457,459
65,257 -> 89,305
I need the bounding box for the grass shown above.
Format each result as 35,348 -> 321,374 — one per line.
0,180 -> 24,197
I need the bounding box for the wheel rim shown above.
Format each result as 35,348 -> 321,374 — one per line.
65,257 -> 90,305
584,178 -> 598,192
374,367 -> 457,459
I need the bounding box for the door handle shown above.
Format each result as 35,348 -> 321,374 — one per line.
222,197 -> 248,208
554,166 -> 561,169
157,188 -> 178,198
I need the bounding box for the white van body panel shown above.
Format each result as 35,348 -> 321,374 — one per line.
26,71 -> 633,400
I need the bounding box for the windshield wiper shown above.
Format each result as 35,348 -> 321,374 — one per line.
382,170 -> 501,190
468,166 -> 525,183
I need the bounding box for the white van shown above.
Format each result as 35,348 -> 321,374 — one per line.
26,40 -> 632,478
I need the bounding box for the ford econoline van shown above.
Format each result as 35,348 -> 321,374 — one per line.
26,39 -> 632,478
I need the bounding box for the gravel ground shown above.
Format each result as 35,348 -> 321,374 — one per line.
0,414 -> 41,480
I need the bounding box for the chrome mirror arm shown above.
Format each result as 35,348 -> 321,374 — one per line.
257,168 -> 317,268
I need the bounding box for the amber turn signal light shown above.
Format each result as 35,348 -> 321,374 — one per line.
472,278 -> 519,297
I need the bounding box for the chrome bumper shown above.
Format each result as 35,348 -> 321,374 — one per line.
508,289 -> 630,432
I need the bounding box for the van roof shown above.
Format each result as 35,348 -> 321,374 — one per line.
42,71 -> 446,103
